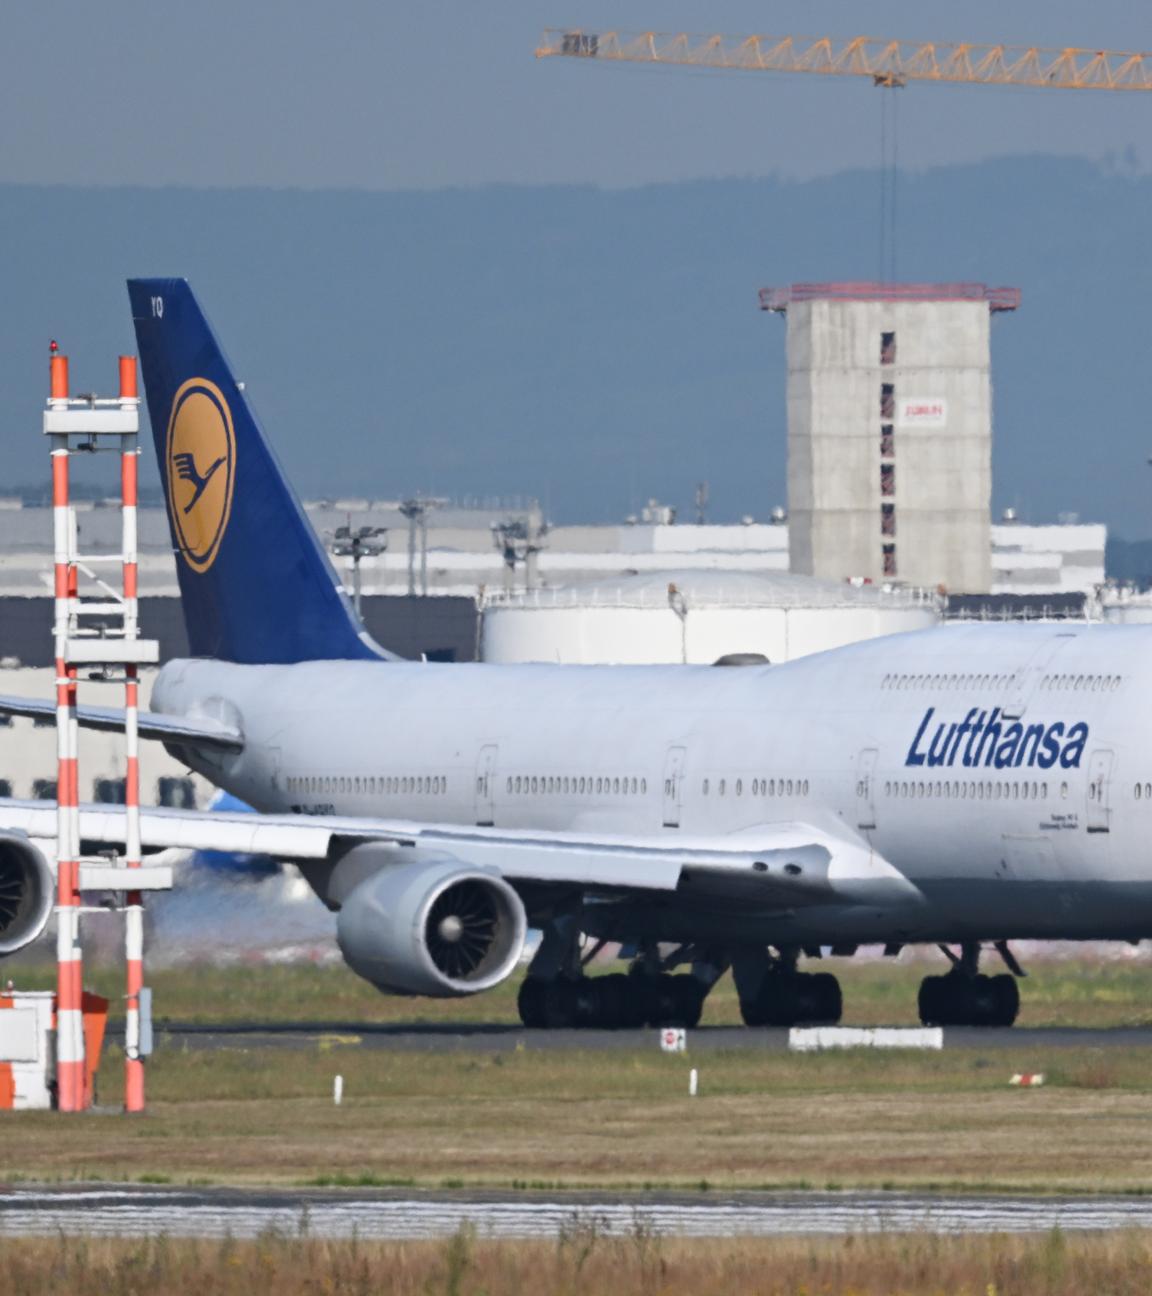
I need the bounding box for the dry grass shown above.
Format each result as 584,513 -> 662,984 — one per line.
3,1228 -> 1152,1295
8,1044 -> 1152,1192
7,949 -> 1152,1029
7,952 -> 1152,1194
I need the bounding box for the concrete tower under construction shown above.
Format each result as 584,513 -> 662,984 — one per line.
763,282 -> 1018,593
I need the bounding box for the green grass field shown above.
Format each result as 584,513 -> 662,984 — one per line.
7,946 -> 1152,1029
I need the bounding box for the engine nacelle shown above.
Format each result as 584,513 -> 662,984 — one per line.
336,854 -> 527,998
0,833 -> 54,957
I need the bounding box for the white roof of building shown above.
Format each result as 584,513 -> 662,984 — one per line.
486,569 -> 936,611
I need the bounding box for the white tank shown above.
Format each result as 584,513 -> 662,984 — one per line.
1101,589 -> 1152,625
481,570 -> 939,665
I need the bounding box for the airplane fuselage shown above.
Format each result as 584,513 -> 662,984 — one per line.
152,620 -> 1152,946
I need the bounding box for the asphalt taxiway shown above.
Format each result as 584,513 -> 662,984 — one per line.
113,1021 -> 1152,1053
4,1185 -> 1152,1239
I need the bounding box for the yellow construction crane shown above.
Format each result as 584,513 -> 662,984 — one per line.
536,30 -> 1152,92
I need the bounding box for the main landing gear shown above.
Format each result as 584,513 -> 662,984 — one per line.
517,969 -> 707,1030
733,946 -> 842,1027
516,917 -> 719,1029
917,941 -> 1021,1028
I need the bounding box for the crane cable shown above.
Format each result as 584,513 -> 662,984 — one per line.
879,83 -> 902,283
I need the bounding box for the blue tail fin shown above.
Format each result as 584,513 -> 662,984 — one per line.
128,279 -> 390,664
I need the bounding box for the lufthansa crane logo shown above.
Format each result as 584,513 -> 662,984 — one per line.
165,378 -> 236,573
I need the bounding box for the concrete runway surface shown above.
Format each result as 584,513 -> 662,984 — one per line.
3,1186 -> 1152,1239
114,1021 -> 1152,1053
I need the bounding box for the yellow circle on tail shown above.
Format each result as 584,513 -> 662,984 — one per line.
165,378 -> 236,573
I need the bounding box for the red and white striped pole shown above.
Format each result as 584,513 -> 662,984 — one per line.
119,356 -> 146,1114
49,346 -> 86,1112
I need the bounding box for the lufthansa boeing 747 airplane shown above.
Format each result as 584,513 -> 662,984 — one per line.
0,279 -> 1145,1031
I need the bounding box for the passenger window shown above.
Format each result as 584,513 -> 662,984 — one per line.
735,779 -> 743,796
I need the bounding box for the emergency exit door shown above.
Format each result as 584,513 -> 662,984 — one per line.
474,744 -> 498,826
1087,749 -> 1113,834
662,746 -> 687,828
856,748 -> 878,830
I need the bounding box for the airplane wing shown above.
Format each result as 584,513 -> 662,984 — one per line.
0,799 -> 920,907
0,697 -> 243,752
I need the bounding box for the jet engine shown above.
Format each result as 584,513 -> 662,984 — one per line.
0,832 -> 55,957
336,857 -> 527,997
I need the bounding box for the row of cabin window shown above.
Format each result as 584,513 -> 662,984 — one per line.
883,671 -> 1124,694
884,672 -> 1020,692
1134,784 -> 1152,800
507,775 -> 647,796
702,777 -> 810,797
886,778 -> 1062,802
1041,674 -> 1122,692
287,774 -> 447,796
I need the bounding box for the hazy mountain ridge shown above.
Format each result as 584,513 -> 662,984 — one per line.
0,157 -> 1148,540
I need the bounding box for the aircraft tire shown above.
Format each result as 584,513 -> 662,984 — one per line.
592,974 -> 631,1029
541,980 -> 579,1029
672,976 -> 706,1029
989,973 -> 1020,1027
809,972 -> 843,1025
919,972 -> 1020,1027
517,977 -> 548,1029
743,971 -> 841,1027
918,974 -> 948,1026
646,974 -> 683,1028
569,978 -> 602,1028
594,973 -> 644,1029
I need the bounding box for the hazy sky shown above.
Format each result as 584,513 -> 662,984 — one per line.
2,2 -> 1151,190
4,6 -> 1152,541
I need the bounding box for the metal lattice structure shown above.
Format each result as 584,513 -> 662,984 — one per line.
536,30 -> 1152,92
44,349 -> 170,1113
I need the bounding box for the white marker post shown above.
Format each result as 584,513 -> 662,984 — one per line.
334,1074 -> 344,1106
689,1068 -> 698,1097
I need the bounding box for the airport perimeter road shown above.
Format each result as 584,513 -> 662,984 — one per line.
4,1186 -> 1152,1239
123,1022 -> 1152,1053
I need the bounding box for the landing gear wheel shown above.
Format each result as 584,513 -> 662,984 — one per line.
519,972 -> 713,1030
742,971 -> 843,1027
541,980 -> 578,1029
810,972 -> 843,1025
990,972 -> 1020,1027
590,974 -> 630,1029
672,977 -> 706,1029
918,971 -> 1020,1027
517,978 -> 548,1029
918,974 -> 947,1026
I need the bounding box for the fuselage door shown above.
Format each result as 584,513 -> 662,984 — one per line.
475,744 -> 498,827
662,745 -> 687,828
856,747 -> 878,830
1086,748 -> 1114,834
